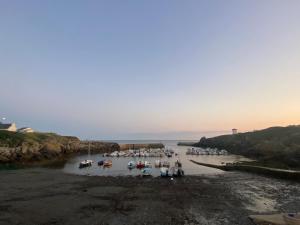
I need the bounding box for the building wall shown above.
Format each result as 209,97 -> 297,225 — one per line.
3,123 -> 17,132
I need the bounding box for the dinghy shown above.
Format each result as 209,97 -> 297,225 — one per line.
162,161 -> 170,168
103,160 -> 112,167
79,159 -> 93,169
141,168 -> 152,177
144,161 -> 152,168
160,167 -> 169,177
79,143 -> 93,168
127,161 -> 136,169
136,161 -> 145,169
155,160 -> 161,167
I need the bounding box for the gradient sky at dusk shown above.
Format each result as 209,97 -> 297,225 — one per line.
1,0 -> 300,139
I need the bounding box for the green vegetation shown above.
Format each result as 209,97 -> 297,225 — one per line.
194,125 -> 300,169
0,130 -> 79,148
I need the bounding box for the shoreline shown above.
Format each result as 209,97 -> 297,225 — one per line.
1,167 -> 300,225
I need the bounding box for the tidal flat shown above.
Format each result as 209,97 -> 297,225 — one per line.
0,168 -> 300,225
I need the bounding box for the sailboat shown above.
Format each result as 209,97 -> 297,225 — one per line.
79,142 -> 93,168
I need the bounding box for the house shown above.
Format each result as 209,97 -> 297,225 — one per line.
17,127 -> 34,133
0,123 -> 17,132
232,128 -> 238,135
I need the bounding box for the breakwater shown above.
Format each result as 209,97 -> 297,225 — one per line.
190,160 -> 300,181
119,143 -> 164,151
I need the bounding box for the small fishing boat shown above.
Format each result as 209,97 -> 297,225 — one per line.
175,160 -> 182,168
162,161 -> 170,168
170,167 -> 184,177
103,160 -> 112,167
98,160 -> 104,166
155,160 -> 161,167
79,159 -> 93,169
283,213 -> 300,225
136,161 -> 145,169
160,167 -> 169,177
79,143 -> 93,169
144,161 -> 152,168
127,161 -> 136,169
141,168 -> 152,177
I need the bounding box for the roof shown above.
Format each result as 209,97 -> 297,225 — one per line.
0,123 -> 14,129
18,127 -> 31,130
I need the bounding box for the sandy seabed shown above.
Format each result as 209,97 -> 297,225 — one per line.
0,168 -> 300,225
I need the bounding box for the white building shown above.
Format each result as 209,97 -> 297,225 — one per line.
232,128 -> 238,135
0,122 -> 17,132
17,127 -> 34,133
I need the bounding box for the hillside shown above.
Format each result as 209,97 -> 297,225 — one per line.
0,131 -> 119,163
194,125 -> 300,168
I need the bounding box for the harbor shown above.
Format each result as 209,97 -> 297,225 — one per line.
63,140 -> 249,177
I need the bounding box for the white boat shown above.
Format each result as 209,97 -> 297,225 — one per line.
79,159 -> 93,168
127,161 -> 136,169
144,161 -> 152,168
79,143 -> 93,168
160,167 -> 169,177
155,160 -> 161,167
162,161 -> 170,168
103,160 -> 112,167
141,168 -> 152,177
170,166 -> 184,177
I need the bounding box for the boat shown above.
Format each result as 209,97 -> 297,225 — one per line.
155,160 -> 161,167
79,159 -> 93,169
170,166 -> 184,177
175,160 -> 182,168
98,160 -> 104,166
283,213 -> 300,225
127,161 -> 136,169
141,168 -> 152,177
136,161 -> 145,169
162,161 -> 170,168
160,167 -> 169,177
144,161 -> 152,168
79,143 -> 93,169
103,160 -> 112,167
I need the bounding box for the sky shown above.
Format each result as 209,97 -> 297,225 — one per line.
0,0 -> 300,140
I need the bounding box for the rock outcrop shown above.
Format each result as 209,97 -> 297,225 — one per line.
0,131 -> 120,163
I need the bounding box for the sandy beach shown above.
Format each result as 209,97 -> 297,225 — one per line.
1,168 -> 300,225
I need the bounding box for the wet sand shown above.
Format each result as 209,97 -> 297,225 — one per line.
0,168 -> 300,225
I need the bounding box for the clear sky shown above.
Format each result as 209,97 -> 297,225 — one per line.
1,0 -> 300,140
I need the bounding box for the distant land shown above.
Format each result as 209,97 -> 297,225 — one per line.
189,125 -> 300,169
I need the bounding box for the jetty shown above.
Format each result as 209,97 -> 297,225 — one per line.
190,160 -> 300,181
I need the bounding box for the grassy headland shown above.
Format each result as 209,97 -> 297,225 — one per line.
193,125 -> 300,169
0,131 -> 119,163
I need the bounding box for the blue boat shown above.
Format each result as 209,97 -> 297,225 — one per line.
141,168 -> 152,177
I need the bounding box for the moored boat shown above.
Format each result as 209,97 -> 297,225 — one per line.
79,159 -> 93,169
155,160 -> 161,167
141,168 -> 152,177
162,161 -> 170,168
136,161 -> 145,169
144,161 -> 152,168
103,160 -> 112,167
175,160 -> 182,168
160,167 -> 169,177
127,161 -> 136,169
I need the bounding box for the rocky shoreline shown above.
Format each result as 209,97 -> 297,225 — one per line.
0,131 -> 119,163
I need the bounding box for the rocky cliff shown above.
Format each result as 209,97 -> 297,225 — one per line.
0,131 -> 119,163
